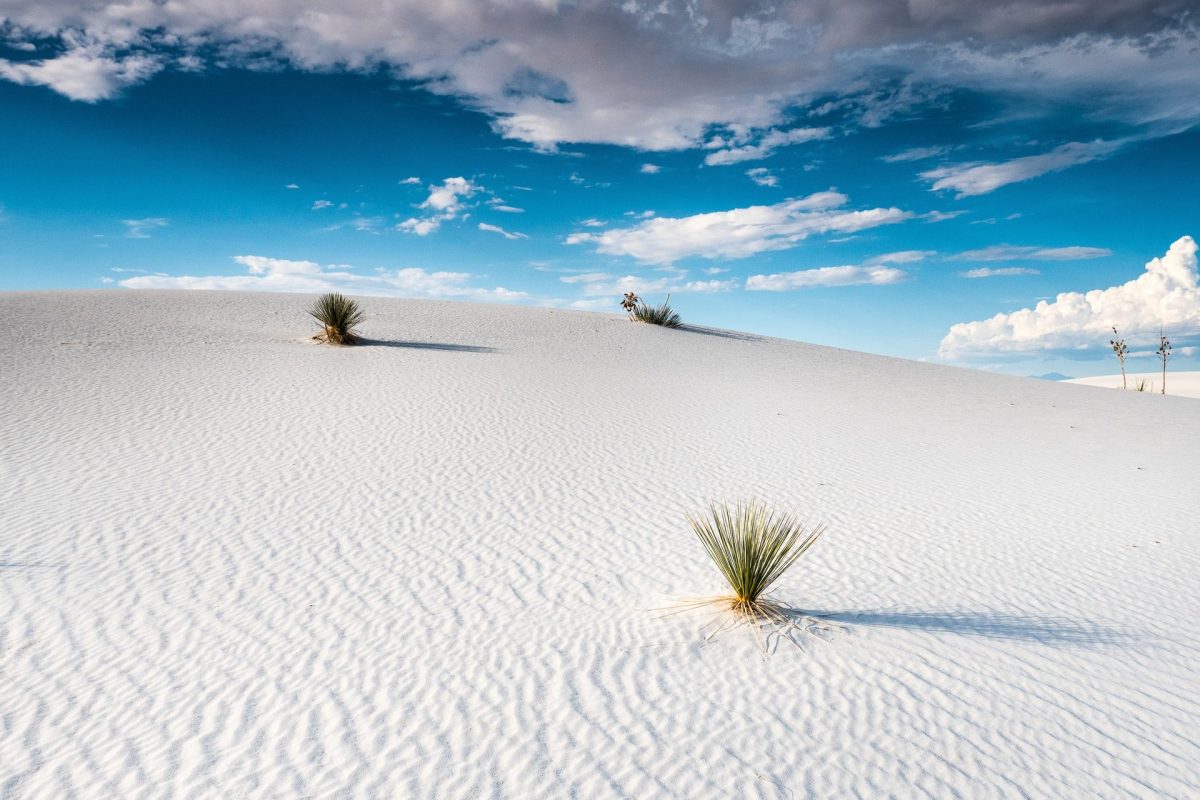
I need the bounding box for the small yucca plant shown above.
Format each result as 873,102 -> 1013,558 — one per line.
688,501 -> 825,621
627,293 -> 682,328
309,292 -> 365,345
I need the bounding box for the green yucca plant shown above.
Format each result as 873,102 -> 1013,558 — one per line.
309,292 -> 365,345
628,293 -> 682,328
688,501 -> 825,620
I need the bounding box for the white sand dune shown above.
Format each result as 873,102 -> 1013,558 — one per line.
1067,371 -> 1200,399
2,290 -> 1198,799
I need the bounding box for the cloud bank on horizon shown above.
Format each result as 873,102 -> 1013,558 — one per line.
0,1 -> 1196,155
940,236 -> 1200,358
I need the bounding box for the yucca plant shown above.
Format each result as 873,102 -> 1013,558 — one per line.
628,293 -> 682,328
688,501 -> 825,621
309,292 -> 365,345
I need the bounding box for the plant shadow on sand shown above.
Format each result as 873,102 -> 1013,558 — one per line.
358,339 -> 497,353
813,609 -> 1134,648
678,324 -> 765,343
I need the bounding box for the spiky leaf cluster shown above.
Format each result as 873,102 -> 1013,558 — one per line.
309,292 -> 366,345
688,502 -> 824,617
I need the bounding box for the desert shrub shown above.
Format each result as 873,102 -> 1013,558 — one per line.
625,293 -> 682,328
309,293 -> 365,345
688,501 -> 825,620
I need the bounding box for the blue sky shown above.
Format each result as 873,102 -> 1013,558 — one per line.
2,2 -> 1199,377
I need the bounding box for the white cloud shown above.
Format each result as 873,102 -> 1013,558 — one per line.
285,183 -> 299,189
0,45 -> 159,102
704,127 -> 830,166
560,271 -> 736,297
939,235 -> 1200,358
746,265 -> 906,291
312,199 -> 333,210
745,250 -> 921,291
398,176 -> 480,235
921,140 -> 1123,197
924,210 -> 968,223
0,4 -> 1196,153
123,217 -> 168,238
882,145 -> 956,163
399,176 -> 421,185
119,254 -> 527,301
867,250 -> 933,265
491,205 -> 524,213
567,191 -> 911,264
954,244 -> 1112,261
746,167 -> 777,187
640,163 -> 661,174
478,222 -> 528,240
960,267 -> 1041,278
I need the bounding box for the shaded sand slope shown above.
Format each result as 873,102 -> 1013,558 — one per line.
2,290 -> 1198,799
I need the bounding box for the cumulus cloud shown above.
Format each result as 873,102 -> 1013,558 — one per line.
745,250 -> 923,291
398,176 -> 479,235
960,267 -> 1040,278
939,235 -> 1200,358
123,217 -> 168,238
954,244 -> 1112,261
704,127 -> 830,166
745,167 -> 777,187
478,222 -> 528,240
0,3 -> 1194,152
118,253 -> 527,300
567,191 -> 911,264
921,140 -> 1124,197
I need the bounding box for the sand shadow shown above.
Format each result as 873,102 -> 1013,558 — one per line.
360,339 -> 496,353
678,324 -> 765,343
0,562 -> 62,570
796,608 -> 1132,647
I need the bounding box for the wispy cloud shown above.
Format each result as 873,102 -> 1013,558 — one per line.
567,191 -> 911,264
640,163 -> 661,174
285,183 -> 299,189
122,217 -> 168,238
478,222 -> 528,240
745,251 -> 924,291
940,235 -> 1199,357
118,254 -> 527,301
953,244 -> 1112,261
560,271 -> 736,298
704,127 -> 831,166
921,140 -> 1123,197
882,145 -> 956,163
399,176 -> 421,185
959,267 -> 1040,278
312,199 -> 333,210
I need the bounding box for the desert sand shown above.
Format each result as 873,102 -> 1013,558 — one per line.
1068,371 -> 1200,399
2,290 -> 1198,798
